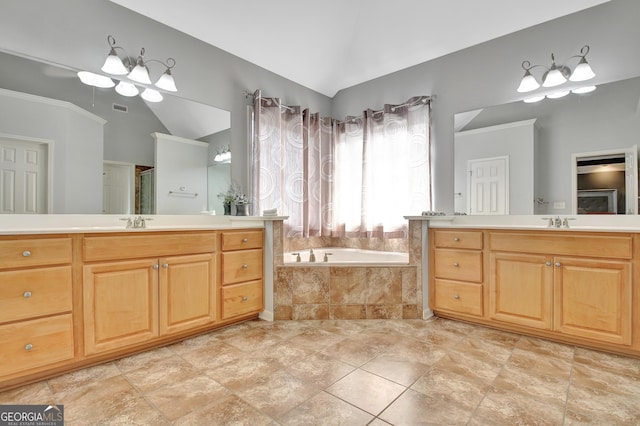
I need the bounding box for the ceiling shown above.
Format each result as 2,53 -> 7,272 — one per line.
110,0 -> 608,97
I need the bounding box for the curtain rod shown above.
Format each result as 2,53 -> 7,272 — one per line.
243,89 -> 295,112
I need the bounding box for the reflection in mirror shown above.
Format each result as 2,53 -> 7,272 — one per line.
0,49 -> 231,214
454,76 -> 640,216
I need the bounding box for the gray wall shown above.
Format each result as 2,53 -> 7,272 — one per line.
2,0 -> 639,213
332,0 -> 640,213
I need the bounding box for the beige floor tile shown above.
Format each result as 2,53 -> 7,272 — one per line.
144,375 -> 230,420
469,326 -> 521,348
508,347 -> 573,381
223,327 -> 284,351
48,362 -> 120,394
434,348 -> 504,384
285,352 -> 355,388
515,335 -> 575,359
72,395 -> 170,426
0,381 -> 55,404
235,369 -> 320,418
321,336 -> 387,366
278,391 -> 373,425
384,337 -> 448,366
204,356 -> 281,392
453,335 -> 514,364
411,367 -> 489,410
286,328 -> 346,350
113,346 -> 174,373
566,383 -> 640,424
492,363 -> 569,408
573,347 -> 640,378
571,362 -> 640,396
173,394 -> 273,426
361,353 -> 430,386
470,385 -> 565,426
326,369 -> 406,415
179,340 -> 245,369
380,388 -> 473,425
166,330 -> 221,355
122,355 -> 200,393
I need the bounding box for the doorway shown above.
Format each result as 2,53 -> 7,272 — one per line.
467,156 -> 509,215
571,146 -> 638,215
102,161 -> 135,214
0,136 -> 49,214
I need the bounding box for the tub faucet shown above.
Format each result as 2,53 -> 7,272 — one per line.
309,249 -> 316,262
323,252 -> 333,262
291,252 -> 301,262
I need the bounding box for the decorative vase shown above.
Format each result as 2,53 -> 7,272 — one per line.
223,202 -> 232,215
235,204 -> 247,216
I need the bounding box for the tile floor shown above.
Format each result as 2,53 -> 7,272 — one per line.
1,318 -> 640,425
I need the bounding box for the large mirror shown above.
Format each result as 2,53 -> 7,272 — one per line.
0,50 -> 231,215
454,75 -> 640,216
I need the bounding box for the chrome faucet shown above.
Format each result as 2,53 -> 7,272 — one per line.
323,252 -> 333,262
121,216 -> 151,229
291,252 -> 301,262
309,249 -> 316,262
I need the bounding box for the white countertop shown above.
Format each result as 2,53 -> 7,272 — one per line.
404,214 -> 640,232
0,214 -> 289,235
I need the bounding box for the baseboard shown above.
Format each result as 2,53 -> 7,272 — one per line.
422,309 -> 434,320
259,310 -> 274,322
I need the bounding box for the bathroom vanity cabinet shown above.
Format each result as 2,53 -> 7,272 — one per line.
429,228 -> 639,356
0,228 -> 264,391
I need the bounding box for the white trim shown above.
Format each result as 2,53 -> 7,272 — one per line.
151,132 -> 208,147
455,118 -> 537,137
258,310 -> 274,322
0,87 -> 107,125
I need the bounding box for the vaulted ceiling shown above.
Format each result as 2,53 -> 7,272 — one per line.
110,0 -> 608,97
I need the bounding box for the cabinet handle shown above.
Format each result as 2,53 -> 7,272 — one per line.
453,262 -> 459,267
153,264 -> 159,270
545,261 -> 552,266
453,237 -> 460,242
24,343 -> 33,351
162,263 -> 169,268
23,291 -> 32,298
242,296 -> 248,301
22,250 -> 31,257
453,294 -> 460,299
242,264 -> 249,269
242,237 -> 249,243
555,262 -> 561,267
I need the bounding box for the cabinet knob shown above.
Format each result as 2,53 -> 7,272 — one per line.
153,264 -> 159,270
242,296 -> 248,301
162,263 -> 169,268
453,237 -> 460,242
242,264 -> 249,269
24,343 -> 33,351
242,237 -> 249,243
555,262 -> 561,267
545,261 -> 552,266
23,291 -> 32,298
453,294 -> 460,299
22,250 -> 31,257
453,262 -> 459,267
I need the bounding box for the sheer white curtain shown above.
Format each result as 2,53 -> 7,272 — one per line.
334,96 -> 432,238
252,93 -> 431,239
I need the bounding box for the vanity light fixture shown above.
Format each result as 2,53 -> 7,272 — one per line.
214,146 -> 231,163
101,35 -> 178,93
517,45 -> 595,93
77,71 -> 115,89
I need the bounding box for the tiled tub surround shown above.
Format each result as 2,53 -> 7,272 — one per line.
273,221 -> 424,320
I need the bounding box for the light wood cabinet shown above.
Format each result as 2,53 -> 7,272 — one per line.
220,230 -> 264,320
432,230 -> 484,317
82,233 -> 218,355
0,236 -> 74,381
430,228 -> 637,355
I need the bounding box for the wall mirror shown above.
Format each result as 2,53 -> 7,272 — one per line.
0,49 -> 231,215
454,75 -> 640,216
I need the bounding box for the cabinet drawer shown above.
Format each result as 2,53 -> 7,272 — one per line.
83,232 -> 216,261
434,249 -> 482,282
434,280 -> 483,316
222,230 -> 263,251
222,249 -> 263,285
222,280 -> 263,319
0,266 -> 72,323
434,230 -> 483,250
0,314 -> 74,377
489,232 -> 632,259
0,238 -> 72,269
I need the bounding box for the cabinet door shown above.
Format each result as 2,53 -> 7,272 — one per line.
83,259 -> 159,355
554,257 -> 631,345
159,253 -> 216,335
489,252 -> 553,329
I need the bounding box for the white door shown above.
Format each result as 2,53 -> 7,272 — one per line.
468,156 -> 509,215
102,162 -> 134,214
624,146 -> 637,214
0,138 -> 48,214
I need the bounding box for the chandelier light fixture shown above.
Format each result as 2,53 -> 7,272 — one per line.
213,146 -> 231,163
517,45 -> 596,93
77,35 -> 178,103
